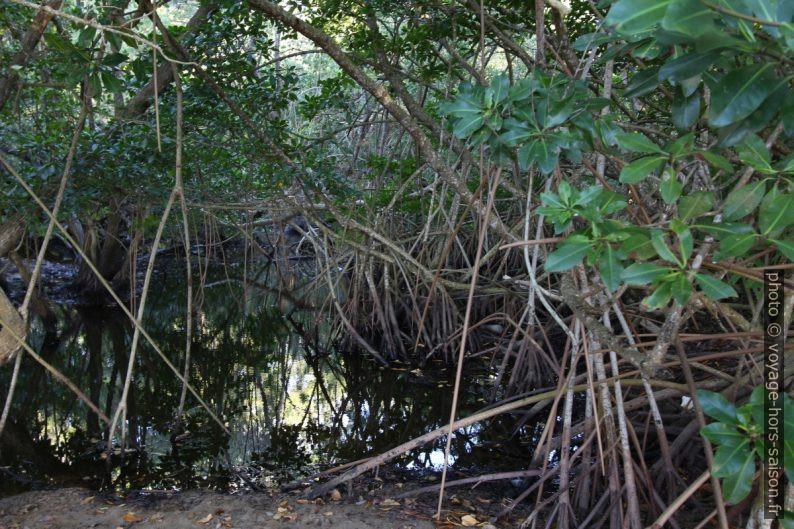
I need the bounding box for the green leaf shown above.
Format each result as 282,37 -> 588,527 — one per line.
701,422 -> 746,446
723,180 -> 766,221
624,67 -> 662,98
672,90 -> 700,130
744,0 -> 784,37
615,132 -> 664,154
545,240 -> 593,272
599,245 -> 624,292
707,64 -> 777,127
486,75 -> 510,106
518,138 -> 559,174
100,71 -> 124,94
695,273 -> 738,300
642,281 -> 673,310
759,193 -> 794,236
737,134 -> 772,171
700,151 -> 733,173
661,0 -> 717,37
693,221 -> 754,239
660,169 -> 683,204
679,191 -> 714,221
670,219 -> 693,262
697,389 -> 739,424
619,156 -> 666,184
771,239 -> 794,261
670,273 -> 693,304
620,233 -> 655,258
651,230 -> 682,265
659,51 -> 720,83
622,263 -> 670,285
715,232 -> 757,259
453,113 -> 484,139
605,0 -> 675,34
721,446 -> 755,504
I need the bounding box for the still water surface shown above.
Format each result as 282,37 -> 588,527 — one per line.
0,257 -> 531,496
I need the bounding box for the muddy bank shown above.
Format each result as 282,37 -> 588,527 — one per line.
0,487 -> 433,528
0,487 -> 522,528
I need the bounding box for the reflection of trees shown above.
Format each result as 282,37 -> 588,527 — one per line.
1,259 -> 530,495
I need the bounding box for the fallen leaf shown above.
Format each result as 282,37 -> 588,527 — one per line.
323,511 -> 333,516
296,499 -> 309,504
123,512 -> 142,524
329,489 -> 342,501
81,496 -> 95,505
197,513 -> 213,524
461,514 -> 478,526
380,498 -> 400,507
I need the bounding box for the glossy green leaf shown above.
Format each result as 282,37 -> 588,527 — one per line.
693,222 -> 754,239
605,0 -> 675,34
624,67 -> 662,98
679,191 -> 714,220
620,233 -> 656,258
615,132 -> 664,153
518,138 -> 559,174
659,51 -> 720,83
670,219 -> 693,262
737,134 -> 772,171
619,156 -> 666,183
651,230 -> 681,265
772,239 -> 794,261
672,90 -> 701,130
715,232 -> 757,259
700,151 -> 733,173
598,245 -> 624,292
695,273 -> 738,300
701,422 -> 746,446
721,446 -> 755,504
660,170 -> 683,203
642,281 -> 673,310
545,239 -> 593,272
453,113 -> 484,139
662,0 -> 717,37
723,180 -> 766,221
621,263 -> 670,285
707,64 -> 777,127
670,273 -> 693,304
759,193 -> 794,236
698,389 -> 739,424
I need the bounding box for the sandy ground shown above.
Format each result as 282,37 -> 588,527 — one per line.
0,487 -> 445,529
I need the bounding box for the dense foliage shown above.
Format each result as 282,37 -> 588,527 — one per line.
0,0 -> 792,527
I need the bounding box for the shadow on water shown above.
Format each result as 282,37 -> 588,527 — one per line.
0,256 -> 534,497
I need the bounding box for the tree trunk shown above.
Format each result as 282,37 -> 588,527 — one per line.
0,0 -> 63,112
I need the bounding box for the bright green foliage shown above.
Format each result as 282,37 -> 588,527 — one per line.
441,0 -> 793,310
698,387 -> 793,507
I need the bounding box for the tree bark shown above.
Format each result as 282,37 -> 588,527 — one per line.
118,3 -> 217,119
0,0 -> 63,112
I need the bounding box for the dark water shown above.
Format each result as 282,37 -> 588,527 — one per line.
0,254 -> 533,497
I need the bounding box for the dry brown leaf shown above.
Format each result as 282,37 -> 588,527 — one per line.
329,489 -> 342,501
122,512 -> 143,524
296,499 -> 309,504
81,496 -> 95,505
380,498 -> 400,507
460,514 -> 478,526
197,513 -> 213,524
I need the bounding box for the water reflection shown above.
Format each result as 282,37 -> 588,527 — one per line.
0,257 -> 530,496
